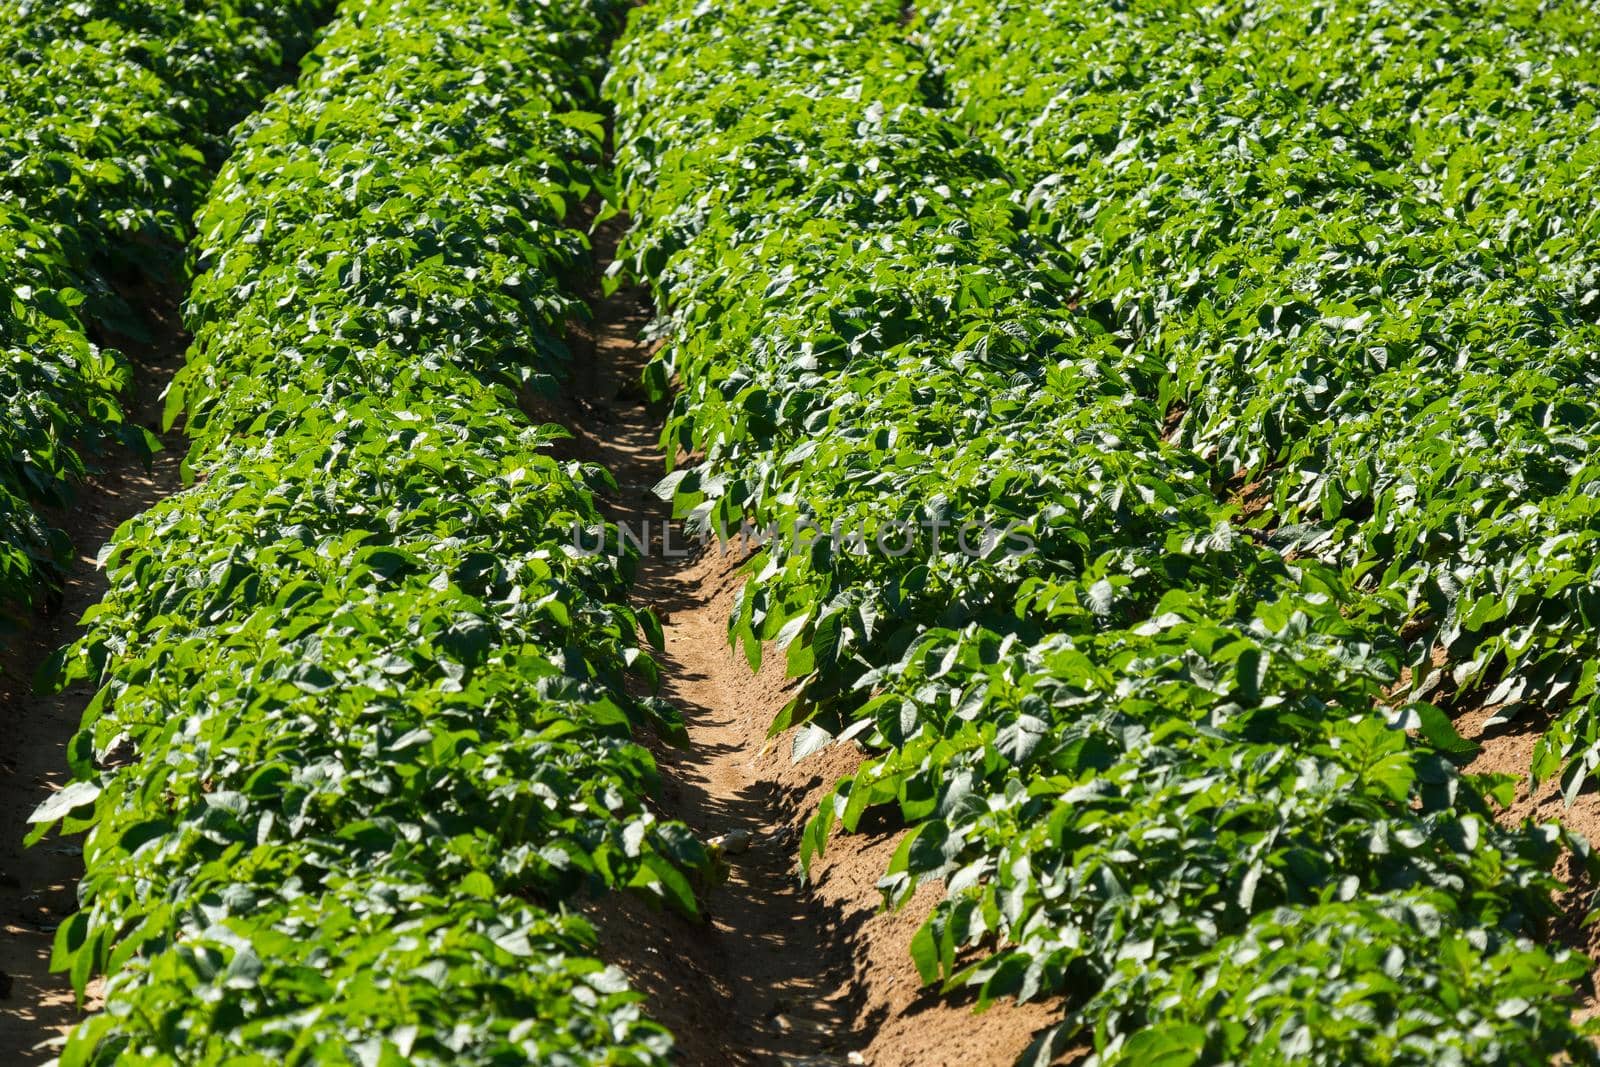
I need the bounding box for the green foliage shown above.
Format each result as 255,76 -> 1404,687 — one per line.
32,0 -> 699,1061
1063,894 -> 1595,1066
608,0 -> 1600,1060
915,0 -> 1600,791
0,0 -> 330,633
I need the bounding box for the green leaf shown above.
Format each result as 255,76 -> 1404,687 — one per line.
29,779 -> 101,827
1117,1024 -> 1207,1067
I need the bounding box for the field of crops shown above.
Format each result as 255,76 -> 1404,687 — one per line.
5,0 -> 1600,1063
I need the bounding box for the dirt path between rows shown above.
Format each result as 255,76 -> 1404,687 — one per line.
564,220 -> 1059,1066
0,306 -> 188,1063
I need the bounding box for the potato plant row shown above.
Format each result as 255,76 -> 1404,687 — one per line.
0,0 -> 329,632
915,0 -> 1600,793
33,0 -> 702,1062
607,0 -> 1599,1061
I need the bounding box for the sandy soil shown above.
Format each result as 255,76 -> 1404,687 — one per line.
1456,701 -> 1600,1017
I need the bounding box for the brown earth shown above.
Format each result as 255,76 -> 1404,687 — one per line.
1401,631 -> 1600,1019
564,225 -> 1061,1065
1385,641 -> 1600,1021
0,304 -> 188,1061
1456,702 -> 1600,1018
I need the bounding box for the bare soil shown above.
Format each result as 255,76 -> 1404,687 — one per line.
1386,641 -> 1600,1018
1457,703 -> 1600,1018
0,307 -> 188,1063
563,224 -> 1060,1065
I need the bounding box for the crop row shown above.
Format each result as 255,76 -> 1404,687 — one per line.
608,0 -> 1598,1060
34,0 -> 700,1062
0,0 -> 329,633
916,0 -> 1600,793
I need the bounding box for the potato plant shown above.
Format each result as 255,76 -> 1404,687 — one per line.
916,0 -> 1600,795
34,0 -> 705,1062
608,0 -> 1600,1059
0,0 -> 329,631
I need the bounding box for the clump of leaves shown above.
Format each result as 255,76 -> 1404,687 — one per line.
608,0 -> 1600,1060
916,0 -> 1600,794
0,0 -> 331,632
34,0 -> 700,1061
